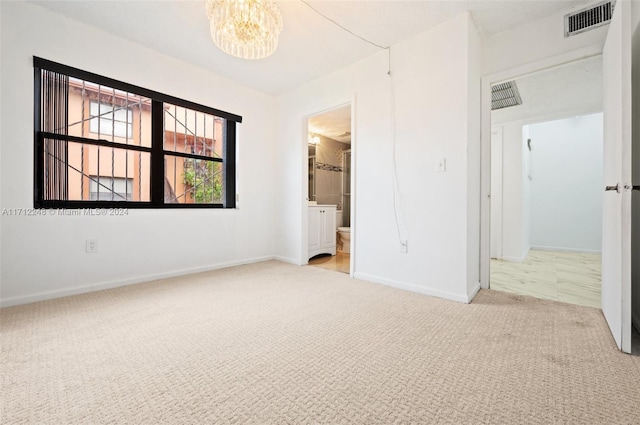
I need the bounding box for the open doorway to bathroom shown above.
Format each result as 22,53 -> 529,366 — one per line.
489,56 -> 603,309
306,104 -> 352,274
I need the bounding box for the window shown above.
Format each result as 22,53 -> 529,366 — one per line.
89,101 -> 133,138
34,57 -> 241,208
89,177 -> 133,201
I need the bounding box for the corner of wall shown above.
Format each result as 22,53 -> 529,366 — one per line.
466,13 -> 483,298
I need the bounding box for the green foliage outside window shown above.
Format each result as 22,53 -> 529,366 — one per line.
183,159 -> 222,203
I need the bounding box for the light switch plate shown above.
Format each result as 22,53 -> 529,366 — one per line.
437,158 -> 447,172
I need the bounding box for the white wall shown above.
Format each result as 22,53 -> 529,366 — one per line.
631,0 -> 640,332
491,114 -> 602,261
466,17 -> 483,295
491,121 -> 530,262
0,2 -> 277,306
480,4 -> 608,288
528,113 -> 603,252
275,12 -> 482,303
483,4 -> 608,76
522,125 -> 532,257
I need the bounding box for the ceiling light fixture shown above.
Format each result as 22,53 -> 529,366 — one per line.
205,0 -> 283,60
308,133 -> 320,145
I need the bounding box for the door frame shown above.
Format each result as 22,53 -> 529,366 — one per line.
303,99 -> 356,276
490,127 -> 504,260
480,45 -> 604,289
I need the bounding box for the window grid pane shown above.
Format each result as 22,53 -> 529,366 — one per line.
35,58 -> 239,208
163,102 -> 226,205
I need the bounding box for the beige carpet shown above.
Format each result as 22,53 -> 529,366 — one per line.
2,261 -> 640,424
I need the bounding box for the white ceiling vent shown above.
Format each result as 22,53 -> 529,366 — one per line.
491,81 -> 522,111
565,1 -> 615,37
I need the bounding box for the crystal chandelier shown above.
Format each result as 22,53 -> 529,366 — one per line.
205,0 -> 283,60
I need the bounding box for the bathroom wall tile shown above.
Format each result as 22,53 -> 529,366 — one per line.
316,137 -> 346,166
316,170 -> 330,197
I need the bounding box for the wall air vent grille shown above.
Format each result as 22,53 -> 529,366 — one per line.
565,1 -> 615,37
491,81 -> 522,111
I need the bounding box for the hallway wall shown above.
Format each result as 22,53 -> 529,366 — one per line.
528,113 -> 604,253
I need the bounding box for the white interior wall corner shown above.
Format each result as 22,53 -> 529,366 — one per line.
521,125 -> 531,257
0,2 -> 278,306
528,114 -> 603,252
276,13 -> 478,302
500,121 -> 526,261
466,12 -> 483,299
483,5 -> 608,76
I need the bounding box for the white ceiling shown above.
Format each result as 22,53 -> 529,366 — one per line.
308,105 -> 351,144
492,54 -> 603,125
29,0 -> 595,95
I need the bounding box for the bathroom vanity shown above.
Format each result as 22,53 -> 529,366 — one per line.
308,205 -> 336,259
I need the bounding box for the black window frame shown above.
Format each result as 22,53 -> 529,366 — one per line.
33,57 -> 241,209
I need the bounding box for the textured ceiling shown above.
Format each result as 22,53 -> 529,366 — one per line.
492,54 -> 603,125
29,0 -> 595,95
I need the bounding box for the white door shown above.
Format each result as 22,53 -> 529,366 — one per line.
601,0 -> 632,353
320,208 -> 337,247
490,127 -> 504,259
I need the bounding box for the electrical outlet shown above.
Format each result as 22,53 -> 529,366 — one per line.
400,239 -> 408,253
86,239 -> 98,254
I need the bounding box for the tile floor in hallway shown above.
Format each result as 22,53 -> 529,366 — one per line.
308,252 -> 350,274
490,249 -> 601,308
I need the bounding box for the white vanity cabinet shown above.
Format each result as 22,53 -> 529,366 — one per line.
308,205 -> 336,259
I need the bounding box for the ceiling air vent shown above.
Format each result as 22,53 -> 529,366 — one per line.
565,1 -> 615,38
491,81 -> 522,111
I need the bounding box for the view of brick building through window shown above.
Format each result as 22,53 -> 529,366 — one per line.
63,78 -> 224,204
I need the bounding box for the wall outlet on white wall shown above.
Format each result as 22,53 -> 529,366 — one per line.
86,239 -> 98,254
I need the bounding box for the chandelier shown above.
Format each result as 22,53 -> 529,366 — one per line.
205,0 -> 283,60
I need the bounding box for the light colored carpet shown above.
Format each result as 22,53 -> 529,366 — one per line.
2,261 -> 640,424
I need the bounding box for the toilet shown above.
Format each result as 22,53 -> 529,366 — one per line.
337,227 -> 350,253
335,210 -> 350,254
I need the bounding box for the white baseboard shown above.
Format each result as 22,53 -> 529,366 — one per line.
500,246 -> 530,263
467,282 -> 481,303
530,245 -> 601,254
502,255 -> 527,263
353,272 -> 476,304
273,255 -> 301,266
0,255 -> 275,308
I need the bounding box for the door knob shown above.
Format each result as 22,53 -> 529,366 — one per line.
605,184 -> 620,193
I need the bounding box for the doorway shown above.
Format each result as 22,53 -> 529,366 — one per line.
306,104 -> 353,275
488,56 -> 604,309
